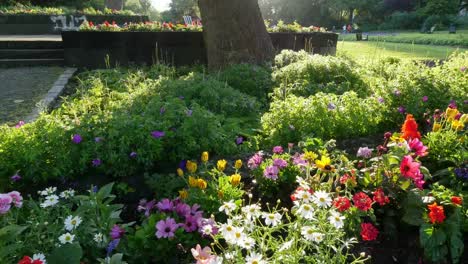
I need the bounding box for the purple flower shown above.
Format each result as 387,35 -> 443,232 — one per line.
448,100 -> 457,109
292,153 -> 308,167
236,136 -> 244,145
94,137 -> 103,143
129,151 -> 137,158
179,160 -> 187,171
157,198 -> 174,212
151,131 -> 165,139
137,199 -> 156,217
92,158 -> 102,167
272,146 -> 284,154
198,217 -> 218,236
422,96 -> 428,102
461,66 -> 467,72
175,202 -> 191,217
394,90 -> 401,96
264,165 -> 279,180
398,106 -> 406,114
327,103 -> 336,110
92,186 -> 99,193
155,217 -> 178,239
15,121 -> 25,128
0,194 -> 13,215
160,107 -> 166,115
10,173 -> 21,182
72,134 -> 82,144
187,204 -> 203,219
454,167 -> 468,180
110,225 -> 125,240
378,97 -> 385,103
247,152 -> 263,170
273,158 -> 288,169
106,239 -> 120,257
186,109 -> 193,116
183,215 -> 199,232
179,96 -> 185,100
356,147 -> 373,159
8,191 -> 23,208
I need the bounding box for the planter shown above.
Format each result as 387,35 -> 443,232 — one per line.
0,14 -> 149,35
62,31 -> 338,68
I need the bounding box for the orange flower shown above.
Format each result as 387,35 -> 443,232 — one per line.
451,196 -> 462,206
428,202 -> 445,224
401,114 -> 421,140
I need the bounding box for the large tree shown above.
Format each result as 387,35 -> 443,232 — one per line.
198,0 -> 275,69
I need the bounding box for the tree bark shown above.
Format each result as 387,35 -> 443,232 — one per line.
198,0 -> 275,70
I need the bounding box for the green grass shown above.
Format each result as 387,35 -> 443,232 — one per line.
339,30 -> 468,47
337,41 -> 468,60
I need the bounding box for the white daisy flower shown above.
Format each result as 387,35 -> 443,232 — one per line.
262,212 -> 282,226
311,232 -> 325,243
229,227 -> 246,245
39,187 -> 57,196
64,215 -> 82,231
240,236 -> 256,250
245,252 -> 266,264
244,220 -> 255,232
93,233 -> 104,243
40,195 -> 59,208
312,190 -> 332,208
296,190 -> 313,203
296,203 -> 315,219
296,176 -> 310,189
224,252 -> 235,260
328,211 -> 345,229
201,225 -> 213,236
301,226 -> 315,241
58,233 -> 75,244
219,200 -> 237,215
32,253 -> 46,264
241,204 -> 261,220
219,220 -> 236,240
59,189 -> 75,199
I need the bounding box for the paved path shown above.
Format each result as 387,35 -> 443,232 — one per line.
0,35 -> 62,41
0,67 -> 64,125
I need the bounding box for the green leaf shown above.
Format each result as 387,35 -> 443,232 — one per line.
97,182 -> 115,200
109,253 -> 128,264
48,243 -> 83,264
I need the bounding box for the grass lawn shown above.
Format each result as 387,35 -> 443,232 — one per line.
337,40 -> 468,60
338,30 -> 468,47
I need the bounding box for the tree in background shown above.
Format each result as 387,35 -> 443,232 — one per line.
160,0 -> 199,22
421,0 -> 460,15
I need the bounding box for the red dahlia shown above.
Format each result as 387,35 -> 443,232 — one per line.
353,192 -> 373,211
428,202 -> 445,224
333,196 -> 351,212
360,222 -> 379,241
451,196 -> 462,206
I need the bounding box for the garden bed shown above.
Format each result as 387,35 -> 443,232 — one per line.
61,31 -> 338,68
0,14 -> 149,35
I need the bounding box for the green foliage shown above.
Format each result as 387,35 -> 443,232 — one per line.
48,243 -> 83,264
379,11 -> 422,30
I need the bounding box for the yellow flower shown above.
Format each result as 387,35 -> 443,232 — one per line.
230,174 -> 241,186
234,159 -> 242,170
432,123 -> 441,132
179,189 -> 188,199
186,160 -> 198,174
303,151 -> 318,162
446,107 -> 459,121
452,120 -> 464,131
176,168 -> 184,177
201,151 -> 209,163
197,179 -> 207,189
188,176 -> 198,188
217,159 -> 227,171
315,155 -> 334,172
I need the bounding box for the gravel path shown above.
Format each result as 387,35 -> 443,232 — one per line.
0,67 -> 64,125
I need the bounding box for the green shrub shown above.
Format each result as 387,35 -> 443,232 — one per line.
380,11 -> 422,30
274,49 -> 311,68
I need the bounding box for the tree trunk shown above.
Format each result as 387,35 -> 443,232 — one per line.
349,8 -> 354,24
198,0 -> 275,70
105,0 -> 124,10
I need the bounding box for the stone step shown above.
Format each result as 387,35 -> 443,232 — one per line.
0,40 -> 63,49
0,58 -> 64,67
0,49 -> 64,59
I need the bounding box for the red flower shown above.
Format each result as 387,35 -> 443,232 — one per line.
353,192 -> 373,211
339,173 -> 356,185
400,155 -> 421,179
360,222 -> 379,241
32,260 -> 43,264
451,196 -> 462,206
112,21 -> 116,25
333,196 -> 351,212
401,114 -> 421,140
290,187 -> 313,201
104,20 -> 110,26
89,21 -> 94,27
18,256 -> 32,264
428,202 -> 445,224
372,188 -> 390,206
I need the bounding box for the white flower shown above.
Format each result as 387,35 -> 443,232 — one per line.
32,253 -> 46,264
219,220 -> 236,240
40,195 -> 59,208
311,232 -> 324,243
296,190 -> 313,203
219,200 -> 237,215
302,226 -> 324,243
296,203 -> 315,219
262,212 -> 282,226
224,252 -> 235,260
312,190 -> 332,208
93,233 -> 104,243
229,227 -> 246,245
58,233 -> 75,244
201,225 -> 213,236
296,176 -> 310,189
241,204 -> 261,220
279,239 -> 294,252
328,211 -> 345,229
245,252 -> 266,264
60,189 -> 75,199
39,187 -> 57,196
64,215 -> 82,231
240,236 -> 256,250
244,220 -> 255,232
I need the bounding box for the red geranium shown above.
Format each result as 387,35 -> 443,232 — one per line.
353,192 -> 373,211
401,114 -> 421,140
18,256 -> 43,264
372,188 -> 390,206
333,196 -> 351,212
451,196 -> 462,206
360,222 -> 379,241
339,173 -> 357,185
428,202 -> 445,224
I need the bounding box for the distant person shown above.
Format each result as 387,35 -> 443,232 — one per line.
347,24 -> 352,33
343,25 -> 347,34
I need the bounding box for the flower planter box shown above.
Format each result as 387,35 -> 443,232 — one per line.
0,14 -> 149,35
62,31 -> 338,68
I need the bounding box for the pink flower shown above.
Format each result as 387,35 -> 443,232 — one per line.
191,244 -> 217,264
400,155 -> 421,179
264,165 -> 279,180
408,138 -> 428,157
272,146 -> 284,154
156,217 -> 178,239
8,191 -> 23,208
0,194 -> 13,214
